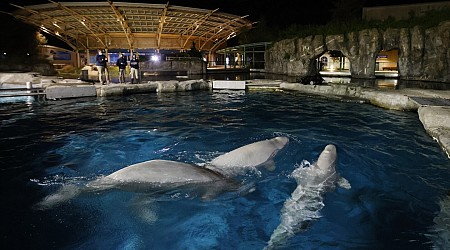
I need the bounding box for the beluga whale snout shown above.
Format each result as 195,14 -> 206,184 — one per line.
316,144 -> 336,171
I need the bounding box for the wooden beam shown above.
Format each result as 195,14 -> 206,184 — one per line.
180,8 -> 218,49
156,2 -> 169,51
48,0 -> 107,48
9,4 -> 79,50
108,0 -> 134,49
200,15 -> 248,50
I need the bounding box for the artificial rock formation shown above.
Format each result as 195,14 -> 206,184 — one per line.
265,21 -> 450,83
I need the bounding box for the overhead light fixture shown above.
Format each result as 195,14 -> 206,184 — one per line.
52,21 -> 60,28
151,54 -> 160,62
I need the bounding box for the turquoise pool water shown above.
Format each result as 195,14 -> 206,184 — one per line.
1,91 -> 450,249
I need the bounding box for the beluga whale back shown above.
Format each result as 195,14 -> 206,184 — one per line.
36,136 -> 289,209
209,136 -> 289,176
266,144 -> 351,249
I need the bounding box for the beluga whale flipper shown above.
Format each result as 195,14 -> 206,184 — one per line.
36,136 -> 289,209
265,144 -> 350,249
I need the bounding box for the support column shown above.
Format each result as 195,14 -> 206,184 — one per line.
105,48 -> 110,64
86,49 -> 90,65
75,50 -> 80,67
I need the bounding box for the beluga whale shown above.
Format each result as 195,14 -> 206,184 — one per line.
36,136 -> 289,209
266,144 -> 351,249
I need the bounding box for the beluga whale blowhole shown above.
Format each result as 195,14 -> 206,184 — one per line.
266,144 -> 351,249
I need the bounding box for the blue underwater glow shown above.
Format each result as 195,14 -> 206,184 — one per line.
1,90 -> 450,249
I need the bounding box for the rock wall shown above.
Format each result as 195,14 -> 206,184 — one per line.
141,59 -> 207,75
0,62 -> 57,76
265,21 -> 450,83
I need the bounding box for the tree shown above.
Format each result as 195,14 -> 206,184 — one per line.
36,32 -> 48,45
236,18 -> 278,44
188,41 -> 202,58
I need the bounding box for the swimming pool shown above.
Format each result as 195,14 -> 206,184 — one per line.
1,90 -> 449,249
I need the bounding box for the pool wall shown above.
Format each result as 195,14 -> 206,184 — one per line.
280,82 -> 450,158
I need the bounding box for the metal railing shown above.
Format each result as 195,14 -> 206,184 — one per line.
0,82 -> 45,98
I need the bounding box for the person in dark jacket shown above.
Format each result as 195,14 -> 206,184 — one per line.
130,53 -> 140,84
116,52 -> 127,84
95,49 -> 109,85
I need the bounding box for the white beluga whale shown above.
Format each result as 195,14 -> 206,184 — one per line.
428,193 -> 450,249
266,144 -> 351,249
209,136 -> 289,176
36,136 -> 289,209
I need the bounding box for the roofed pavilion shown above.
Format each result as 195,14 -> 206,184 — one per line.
9,1 -> 253,65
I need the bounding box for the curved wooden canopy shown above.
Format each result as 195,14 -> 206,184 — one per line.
10,1 -> 253,52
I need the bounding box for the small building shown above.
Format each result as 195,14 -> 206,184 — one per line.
38,45 -> 81,68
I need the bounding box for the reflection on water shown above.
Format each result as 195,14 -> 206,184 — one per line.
206,73 -> 449,90
1,91 -> 450,249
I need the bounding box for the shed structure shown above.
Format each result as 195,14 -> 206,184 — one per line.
9,1 -> 253,55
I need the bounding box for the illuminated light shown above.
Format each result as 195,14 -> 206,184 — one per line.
27,53 -> 30,56
3,52 -> 6,55
151,54 -> 160,62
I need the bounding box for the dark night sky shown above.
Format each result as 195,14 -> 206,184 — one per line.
0,0 -> 447,49
2,0 -> 448,26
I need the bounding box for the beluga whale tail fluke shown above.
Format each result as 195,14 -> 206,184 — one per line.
265,144 -> 350,249
35,136 -> 289,209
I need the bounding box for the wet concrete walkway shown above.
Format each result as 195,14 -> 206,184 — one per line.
410,96 -> 450,107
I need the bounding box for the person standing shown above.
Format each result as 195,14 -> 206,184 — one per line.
116,52 -> 127,84
130,53 -> 140,84
95,49 -> 109,85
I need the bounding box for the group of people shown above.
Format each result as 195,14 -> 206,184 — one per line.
95,49 -> 140,85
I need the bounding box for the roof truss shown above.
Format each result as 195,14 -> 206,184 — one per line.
9,1 -> 253,52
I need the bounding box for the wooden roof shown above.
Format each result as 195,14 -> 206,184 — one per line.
10,1 -> 253,52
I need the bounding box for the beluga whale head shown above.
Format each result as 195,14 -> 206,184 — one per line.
265,144 -> 350,249
209,136 -> 289,176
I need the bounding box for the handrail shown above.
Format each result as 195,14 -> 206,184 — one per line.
0,86 -> 46,98
0,92 -> 46,98
0,87 -> 45,92
165,56 -> 202,61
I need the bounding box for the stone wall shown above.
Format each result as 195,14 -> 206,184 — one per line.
0,62 -> 57,76
141,59 -> 207,75
265,21 -> 450,83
